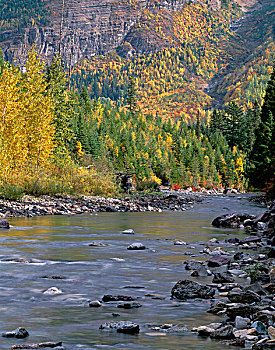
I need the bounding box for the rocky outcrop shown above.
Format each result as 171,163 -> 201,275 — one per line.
171,279 -> 215,300
0,0 -> 223,65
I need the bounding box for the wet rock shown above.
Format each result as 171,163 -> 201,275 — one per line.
210,325 -> 234,339
171,279 -> 215,300
89,242 -> 108,247
89,300 -> 102,307
102,295 -> 134,302
208,255 -> 231,267
251,321 -> 267,335
174,240 -> 187,245
127,243 -> 146,250
226,303 -> 260,319
117,302 -> 142,309
212,272 -> 235,283
207,301 -> 227,314
245,283 -> 268,296
41,275 -> 65,280
197,326 -> 215,336
267,248 -> 275,259
268,326 -> 275,339
212,214 -> 240,228
122,229 -> 135,234
190,265 -> 209,277
184,260 -> 204,270
228,238 -> 240,244
252,338 -> 275,350
253,310 -> 275,325
240,236 -> 262,244
233,328 -> 257,338
235,316 -> 250,330
227,288 -> 261,304
99,321 -> 139,334
2,327 -> 29,338
0,218 -> 10,229
233,251 -> 244,260
43,287 -> 62,295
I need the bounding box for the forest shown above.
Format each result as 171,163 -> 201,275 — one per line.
0,48 -> 274,200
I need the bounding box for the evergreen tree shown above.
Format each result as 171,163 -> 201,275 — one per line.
126,75 -> 138,115
224,102 -> 245,148
46,56 -> 75,150
249,69 -> 275,193
244,101 -> 261,156
195,111 -> 201,137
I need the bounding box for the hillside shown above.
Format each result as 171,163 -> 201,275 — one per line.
0,0 -> 273,117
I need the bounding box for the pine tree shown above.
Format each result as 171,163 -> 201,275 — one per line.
249,68 -> 275,193
46,55 -> 74,150
126,75 -> 138,115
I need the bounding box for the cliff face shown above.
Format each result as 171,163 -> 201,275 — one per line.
0,0 -> 217,64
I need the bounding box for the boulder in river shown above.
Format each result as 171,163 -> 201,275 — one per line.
122,229 -> 135,234
43,287 -> 63,295
210,325 -> 234,339
208,255 -> 231,267
0,218 -> 9,229
99,321 -> 140,334
2,327 -> 29,338
102,295 -> 134,302
212,272 -> 235,283
127,243 -> 146,250
212,214 -> 240,228
171,279 -> 215,300
117,302 -> 142,309
227,288 -> 261,304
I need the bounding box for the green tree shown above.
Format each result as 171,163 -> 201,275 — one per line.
126,75 -> 138,115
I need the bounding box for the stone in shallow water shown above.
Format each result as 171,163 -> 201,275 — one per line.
235,316 -> 250,330
89,241 -> 108,247
89,300 -> 102,307
117,302 -> 142,309
251,321 -> 267,335
0,219 -> 9,229
208,255 -> 231,267
99,321 -> 140,334
127,242 -> 146,250
102,295 -> 134,302
43,287 -> 63,295
171,279 -> 215,300
122,229 -> 135,234
2,327 -> 29,338
210,325 -> 234,339
227,289 -> 261,304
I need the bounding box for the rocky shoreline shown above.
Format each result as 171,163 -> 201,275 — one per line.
0,191 -> 209,218
1,195 -> 274,350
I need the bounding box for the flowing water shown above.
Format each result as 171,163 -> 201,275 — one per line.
0,195 -> 265,349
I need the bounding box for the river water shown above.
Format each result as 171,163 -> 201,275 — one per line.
0,195 -> 265,349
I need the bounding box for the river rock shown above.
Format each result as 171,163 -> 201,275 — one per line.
226,303 -> 260,319
190,265 -> 209,277
89,242 -> 108,247
0,218 -> 9,229
197,326 -> 215,336
102,295 -> 134,302
2,327 -> 29,338
227,288 -> 261,304
89,300 -> 102,307
122,229 -> 135,234
99,321 -> 139,334
207,301 -> 227,314
240,236 -> 262,245
245,283 -> 268,296
234,328 -> 257,338
43,287 -> 63,295
127,243 -> 146,250
117,302 -> 142,309
184,260 -> 204,270
251,321 -> 267,335
208,255 -> 231,267
210,325 -> 234,339
174,240 -> 187,245
212,214 -> 240,228
268,326 -> 275,339
171,279 -> 215,300
235,316 -> 250,330
212,272 -> 235,283
267,248 -> 275,259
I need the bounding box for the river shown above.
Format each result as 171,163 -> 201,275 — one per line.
0,195 -> 265,349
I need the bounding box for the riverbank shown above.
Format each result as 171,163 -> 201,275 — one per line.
0,190 -> 214,218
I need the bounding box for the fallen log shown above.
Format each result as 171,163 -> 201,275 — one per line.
11,342 -> 63,349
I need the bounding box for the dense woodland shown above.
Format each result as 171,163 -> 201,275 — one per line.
0,0 -> 51,32
0,48 -> 274,199
0,0 -> 274,199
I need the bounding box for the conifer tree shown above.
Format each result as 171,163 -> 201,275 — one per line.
126,75 -> 138,115
249,69 -> 275,192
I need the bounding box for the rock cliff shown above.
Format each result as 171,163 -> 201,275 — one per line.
0,0 -> 222,64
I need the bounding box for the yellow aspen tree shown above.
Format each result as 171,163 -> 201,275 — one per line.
21,48 -> 55,170
0,65 -> 27,176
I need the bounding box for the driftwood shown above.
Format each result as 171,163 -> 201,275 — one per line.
11,342 -> 63,349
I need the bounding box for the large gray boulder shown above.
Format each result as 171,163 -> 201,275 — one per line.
0,219 -> 9,229
171,279 -> 215,300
